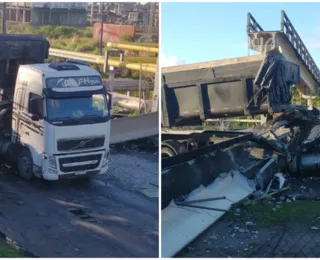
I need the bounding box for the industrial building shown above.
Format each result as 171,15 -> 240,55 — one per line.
1,2 -> 88,27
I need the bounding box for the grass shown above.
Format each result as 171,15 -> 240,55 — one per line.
223,201 -> 320,228
0,242 -> 24,257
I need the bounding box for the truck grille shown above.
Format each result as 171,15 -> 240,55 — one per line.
57,136 -> 105,151
59,154 -> 102,173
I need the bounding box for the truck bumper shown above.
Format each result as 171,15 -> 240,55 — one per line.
41,150 -> 109,181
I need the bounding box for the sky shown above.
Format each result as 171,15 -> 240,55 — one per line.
161,2 -> 320,68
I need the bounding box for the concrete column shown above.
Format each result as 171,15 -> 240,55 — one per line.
22,9 -> 26,23
151,57 -> 159,112
260,115 -> 267,125
8,9 -> 11,22
15,7 -> 18,22
49,9 -> 52,24
90,3 -> 94,24
307,97 -> 313,110
108,66 -> 114,92
108,66 -> 115,116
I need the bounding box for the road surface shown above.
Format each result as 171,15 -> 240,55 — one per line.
0,149 -> 158,257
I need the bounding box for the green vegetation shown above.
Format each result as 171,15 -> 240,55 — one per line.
5,23 -> 158,54
224,201 -> 320,227
0,242 -> 24,257
5,23 -> 157,81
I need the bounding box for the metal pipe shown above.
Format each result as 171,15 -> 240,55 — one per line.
106,42 -> 159,54
177,204 -> 234,213
50,48 -> 156,64
176,196 -> 227,205
49,49 -> 156,73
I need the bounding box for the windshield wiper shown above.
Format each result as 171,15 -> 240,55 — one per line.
81,115 -> 105,120
51,117 -> 81,124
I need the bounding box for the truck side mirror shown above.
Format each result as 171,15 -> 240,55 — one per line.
30,98 -> 43,121
31,114 -> 40,121
107,92 -> 113,113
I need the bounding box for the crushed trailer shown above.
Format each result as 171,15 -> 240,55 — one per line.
161,11 -> 320,257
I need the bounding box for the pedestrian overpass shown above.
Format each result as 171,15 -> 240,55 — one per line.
247,10 -> 320,96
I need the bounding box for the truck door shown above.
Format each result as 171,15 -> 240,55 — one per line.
19,92 -> 44,165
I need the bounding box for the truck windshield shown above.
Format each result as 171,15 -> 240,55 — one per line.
46,94 -> 108,123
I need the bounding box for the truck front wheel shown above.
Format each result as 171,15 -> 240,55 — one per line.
17,149 -> 34,180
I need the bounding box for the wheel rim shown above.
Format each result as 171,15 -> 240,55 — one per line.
19,154 -> 33,179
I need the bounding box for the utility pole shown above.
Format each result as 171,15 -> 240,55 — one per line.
2,2 -> 6,34
99,2 -> 104,56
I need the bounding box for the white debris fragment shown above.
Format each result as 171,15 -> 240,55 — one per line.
210,235 -> 218,240
311,226 -> 319,230
245,221 -> 255,226
274,173 -> 286,189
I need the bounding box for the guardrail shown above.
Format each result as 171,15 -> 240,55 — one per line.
49,48 -> 157,73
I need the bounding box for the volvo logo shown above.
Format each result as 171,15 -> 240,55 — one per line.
69,138 -> 94,151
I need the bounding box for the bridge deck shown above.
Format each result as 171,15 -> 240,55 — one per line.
247,11 -> 320,95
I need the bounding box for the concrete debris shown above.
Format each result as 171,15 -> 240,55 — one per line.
252,230 -> 259,234
230,233 -> 236,238
280,195 -> 285,201
286,198 -> 292,203
245,221 -> 255,226
274,173 -> 286,189
234,208 -> 241,216
311,226 -> 319,230
210,235 -> 218,240
16,200 -> 25,205
238,228 -> 245,233
238,228 -> 249,233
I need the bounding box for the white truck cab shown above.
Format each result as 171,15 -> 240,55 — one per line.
12,62 -> 112,180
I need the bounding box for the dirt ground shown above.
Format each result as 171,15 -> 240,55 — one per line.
178,177 -> 320,258
0,147 -> 159,257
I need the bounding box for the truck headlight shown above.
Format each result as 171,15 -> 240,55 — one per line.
102,151 -> 109,167
48,155 -> 57,169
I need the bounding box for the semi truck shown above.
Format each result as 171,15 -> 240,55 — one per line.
0,34 -> 112,181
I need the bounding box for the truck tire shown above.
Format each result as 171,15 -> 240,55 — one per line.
161,147 -> 176,158
17,148 -> 34,180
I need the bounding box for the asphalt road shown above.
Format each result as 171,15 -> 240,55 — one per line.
0,150 -> 159,257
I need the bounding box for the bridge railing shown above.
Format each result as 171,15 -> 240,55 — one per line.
247,11 -> 320,86
280,10 -> 320,84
